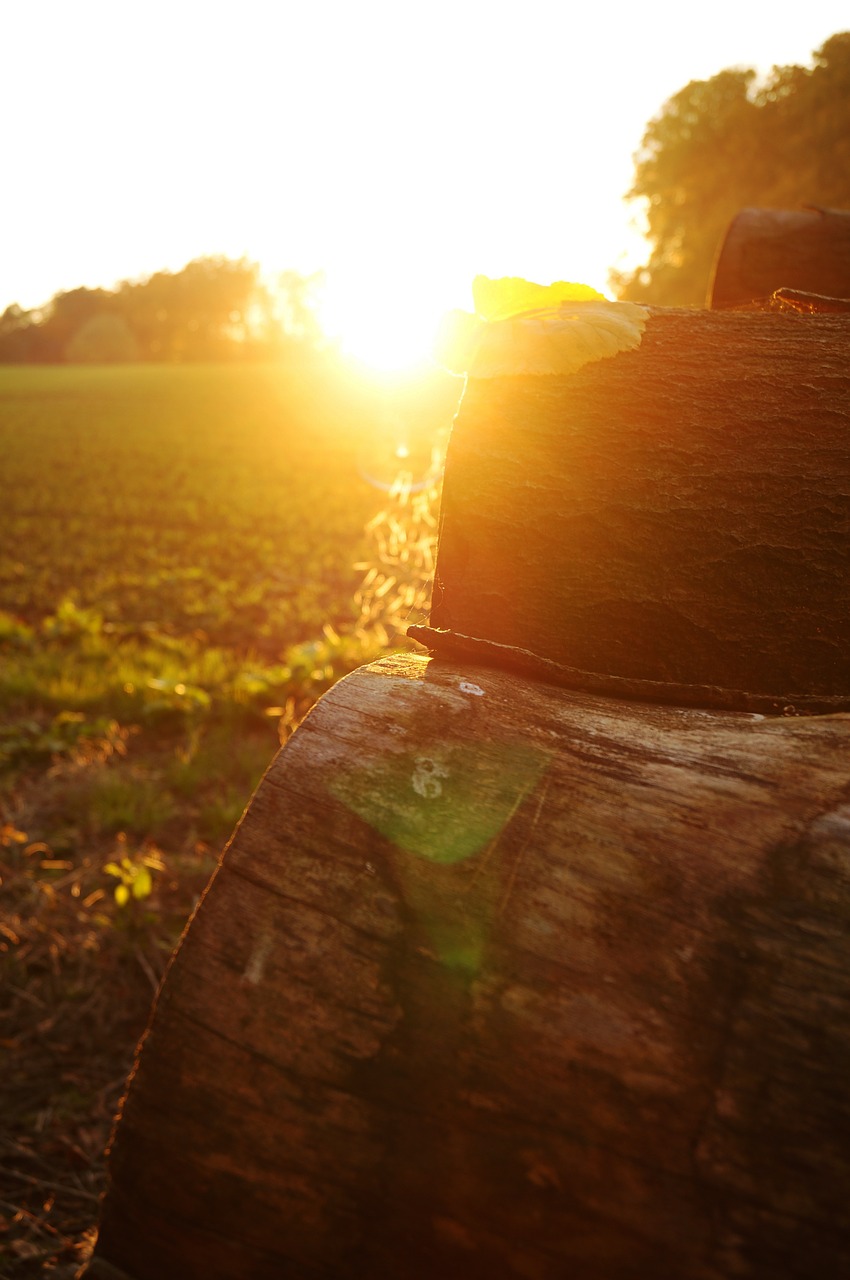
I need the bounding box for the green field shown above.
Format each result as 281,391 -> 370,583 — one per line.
1,361 -> 439,643
0,358 -> 459,1276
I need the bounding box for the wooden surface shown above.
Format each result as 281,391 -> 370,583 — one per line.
709,207 -> 850,309
430,308 -> 850,703
86,653 -> 850,1280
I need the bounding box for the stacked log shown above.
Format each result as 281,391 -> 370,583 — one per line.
709,206 -> 850,308
83,304 -> 850,1280
85,654 -> 850,1280
422,307 -> 850,710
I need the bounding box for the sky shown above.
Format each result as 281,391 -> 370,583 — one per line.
2,0 -> 848,367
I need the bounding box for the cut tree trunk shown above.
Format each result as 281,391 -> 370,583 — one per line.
84,305 -> 850,1280
709,206 -> 850,309
426,308 -> 850,708
84,654 -> 850,1280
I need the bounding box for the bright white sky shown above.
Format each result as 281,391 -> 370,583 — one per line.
2,0 -> 848,367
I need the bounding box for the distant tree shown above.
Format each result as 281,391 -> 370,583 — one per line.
162,256 -> 257,360
275,270 -> 325,346
115,257 -> 263,361
0,304 -> 40,362
115,270 -> 172,360
65,313 -> 140,363
614,33 -> 850,304
39,288 -> 114,361
0,256 -> 326,363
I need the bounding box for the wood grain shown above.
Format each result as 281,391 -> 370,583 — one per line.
430,308 -> 850,699
709,207 -> 850,309
86,653 -> 850,1280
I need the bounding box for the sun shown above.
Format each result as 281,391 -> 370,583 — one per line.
316,270 -> 462,374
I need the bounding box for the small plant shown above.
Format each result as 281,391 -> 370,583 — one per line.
354,433 -> 448,643
0,710 -> 126,770
142,677 -> 211,725
0,610 -> 34,649
103,837 -> 161,906
41,598 -> 104,640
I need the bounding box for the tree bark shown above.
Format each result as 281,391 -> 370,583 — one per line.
429,308 -> 850,704
709,207 -> 850,309
86,654 -> 850,1280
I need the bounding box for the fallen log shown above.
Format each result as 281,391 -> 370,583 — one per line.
83,299 -> 850,1279
85,654 -> 850,1280
425,307 -> 850,707
709,206 -> 850,309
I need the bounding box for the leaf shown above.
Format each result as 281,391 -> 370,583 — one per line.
435,275 -> 648,378
471,275 -> 604,321
0,823 -> 28,846
131,866 -> 153,899
468,301 -> 648,378
114,883 -> 130,907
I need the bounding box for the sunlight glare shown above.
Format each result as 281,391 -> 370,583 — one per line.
316,268 -> 470,374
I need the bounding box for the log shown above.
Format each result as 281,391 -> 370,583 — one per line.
709,207 -> 850,309
84,654 -> 850,1280
84,304 -> 850,1279
425,308 -> 850,708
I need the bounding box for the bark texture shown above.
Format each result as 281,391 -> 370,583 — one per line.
709,207 -> 850,309
430,308 -> 850,700
86,654 -> 850,1280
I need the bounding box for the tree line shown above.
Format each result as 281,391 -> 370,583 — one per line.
4,32 -> 847,363
615,32 -> 850,304
0,258 -> 323,364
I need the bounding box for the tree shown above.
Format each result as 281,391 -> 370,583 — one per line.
0,257 -> 329,363
38,287 -> 114,361
116,257 -> 267,361
275,269 -> 325,346
0,304 -> 40,362
65,313 -> 140,363
614,33 -> 850,305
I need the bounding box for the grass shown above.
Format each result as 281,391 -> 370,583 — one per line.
0,356 -> 459,1275
1,361 -> 373,647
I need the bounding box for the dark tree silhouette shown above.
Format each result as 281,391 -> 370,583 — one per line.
614,33 -> 850,305
0,258 -> 324,363
0,304 -> 41,362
